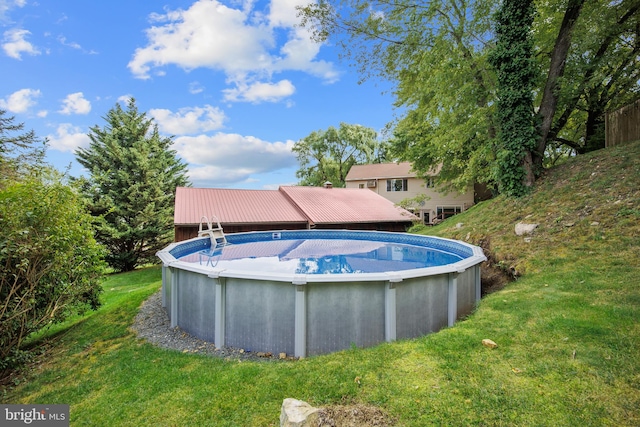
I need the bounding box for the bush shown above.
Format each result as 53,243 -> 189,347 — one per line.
0,176 -> 106,377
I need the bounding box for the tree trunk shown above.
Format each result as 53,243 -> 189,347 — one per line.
582,109 -> 606,153
532,0 -> 586,174
546,1 -> 640,155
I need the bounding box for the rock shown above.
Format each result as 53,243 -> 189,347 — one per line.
482,339 -> 498,349
280,399 -> 319,427
590,221 -> 600,226
456,223 -> 464,229
279,352 -> 287,359
515,222 -> 538,236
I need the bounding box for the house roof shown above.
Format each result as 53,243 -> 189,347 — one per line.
345,162 -> 416,180
174,187 -> 308,226
345,162 -> 441,181
174,186 -> 416,227
279,186 -> 415,225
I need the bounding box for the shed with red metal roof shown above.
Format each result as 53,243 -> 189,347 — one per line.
174,185 -> 416,241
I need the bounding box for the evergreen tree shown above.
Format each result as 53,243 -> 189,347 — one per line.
76,98 -> 190,272
0,109 -> 46,182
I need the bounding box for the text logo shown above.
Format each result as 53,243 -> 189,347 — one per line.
1,405 -> 69,426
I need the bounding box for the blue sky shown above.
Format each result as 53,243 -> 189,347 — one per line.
0,0 -> 397,189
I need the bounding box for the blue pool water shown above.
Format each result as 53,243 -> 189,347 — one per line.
178,238 -> 464,274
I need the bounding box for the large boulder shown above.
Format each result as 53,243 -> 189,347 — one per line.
515,222 -> 538,236
280,398 -> 320,427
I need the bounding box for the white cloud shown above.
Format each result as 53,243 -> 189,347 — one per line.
118,94 -> 133,104
128,0 -> 272,78
57,35 -> 81,50
2,28 -> 40,59
274,27 -> 339,82
268,0 -> 306,27
150,105 -> 227,135
57,34 -> 97,54
188,81 -> 204,94
128,0 -> 337,103
46,123 -> 90,153
0,88 -> 41,113
59,92 -> 91,115
0,0 -> 27,24
173,132 -> 297,185
223,79 -> 295,103
186,164 -> 261,186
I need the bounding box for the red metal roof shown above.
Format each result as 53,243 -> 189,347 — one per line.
174,187 -> 308,225
279,186 -> 416,224
174,186 -> 417,227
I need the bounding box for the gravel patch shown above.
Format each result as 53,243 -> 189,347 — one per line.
131,291 -> 293,362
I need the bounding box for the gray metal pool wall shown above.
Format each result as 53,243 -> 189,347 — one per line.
159,260 -> 481,358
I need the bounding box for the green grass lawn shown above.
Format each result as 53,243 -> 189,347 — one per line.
2,141 -> 639,426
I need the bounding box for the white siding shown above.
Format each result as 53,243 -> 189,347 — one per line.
346,177 -> 474,224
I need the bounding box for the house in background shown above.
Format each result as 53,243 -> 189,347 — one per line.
345,162 -> 475,224
173,185 -> 417,241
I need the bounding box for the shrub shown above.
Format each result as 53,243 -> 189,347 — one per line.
0,176 -> 106,377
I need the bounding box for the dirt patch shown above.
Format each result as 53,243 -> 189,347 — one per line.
316,404 -> 394,427
477,236 -> 515,296
481,260 -> 513,295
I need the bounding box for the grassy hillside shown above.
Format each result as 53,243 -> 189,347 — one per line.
2,141 -> 639,426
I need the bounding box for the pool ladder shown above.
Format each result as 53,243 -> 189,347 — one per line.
197,215 -> 227,249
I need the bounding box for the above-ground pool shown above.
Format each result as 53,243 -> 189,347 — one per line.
157,230 -> 486,358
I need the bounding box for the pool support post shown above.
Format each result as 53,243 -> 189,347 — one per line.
293,276 -> 307,358
213,275 -> 226,350
170,267 -> 178,328
448,272 -> 458,327
475,264 -> 482,304
385,273 -> 403,343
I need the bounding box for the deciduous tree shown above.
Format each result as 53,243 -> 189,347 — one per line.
0,111 -> 105,379
292,122 -> 385,186
299,0 -> 498,193
536,0 -> 640,157
0,175 -> 106,378
298,0 -> 640,194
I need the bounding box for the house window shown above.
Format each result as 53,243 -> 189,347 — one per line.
425,178 -> 435,188
358,183 -> 365,189
436,206 -> 462,220
386,179 -> 408,192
